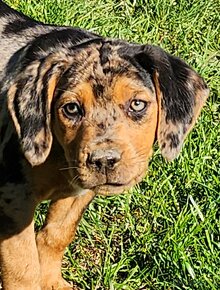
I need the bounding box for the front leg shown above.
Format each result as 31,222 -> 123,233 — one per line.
0,186 -> 40,290
36,190 -> 95,290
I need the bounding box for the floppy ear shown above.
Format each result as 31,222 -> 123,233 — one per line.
135,45 -> 209,160
7,54 -> 69,166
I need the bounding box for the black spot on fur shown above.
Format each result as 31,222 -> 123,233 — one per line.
167,133 -> 180,149
161,142 -> 166,149
100,43 -> 112,66
97,122 -> 105,130
112,109 -> 117,121
93,83 -> 104,98
3,19 -> 38,35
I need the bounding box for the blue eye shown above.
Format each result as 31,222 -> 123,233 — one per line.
62,102 -> 83,119
129,99 -> 147,112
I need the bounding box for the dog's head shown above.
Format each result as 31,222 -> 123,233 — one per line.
7,34 -> 208,194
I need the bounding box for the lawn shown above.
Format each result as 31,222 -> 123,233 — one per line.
5,0 -> 220,289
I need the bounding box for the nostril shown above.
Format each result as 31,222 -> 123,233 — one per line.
87,152 -> 103,169
94,159 -> 103,170
106,152 -> 121,168
107,157 -> 117,169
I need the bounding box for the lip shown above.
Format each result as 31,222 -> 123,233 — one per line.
92,183 -> 130,195
91,170 -> 147,195
104,182 -> 126,187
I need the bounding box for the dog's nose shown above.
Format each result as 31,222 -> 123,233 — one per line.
87,149 -> 121,171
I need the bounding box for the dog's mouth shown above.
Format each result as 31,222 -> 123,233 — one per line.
93,182 -> 128,195
88,170 -> 147,195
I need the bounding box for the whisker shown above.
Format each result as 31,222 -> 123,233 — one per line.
59,166 -> 80,171
70,174 -> 80,185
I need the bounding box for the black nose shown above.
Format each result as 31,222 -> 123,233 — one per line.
87,149 -> 121,171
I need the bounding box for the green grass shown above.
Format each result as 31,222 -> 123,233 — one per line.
5,0 -> 220,289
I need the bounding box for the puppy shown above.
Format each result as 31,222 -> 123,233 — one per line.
0,1 -> 209,289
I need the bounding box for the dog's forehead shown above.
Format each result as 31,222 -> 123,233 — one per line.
62,41 -> 154,97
